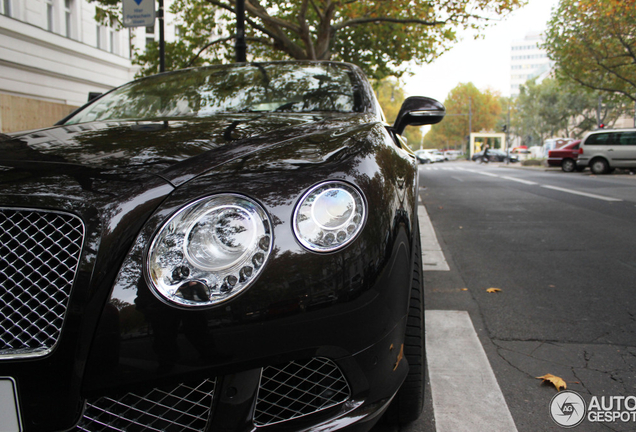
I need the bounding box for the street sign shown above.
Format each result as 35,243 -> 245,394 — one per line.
122,0 -> 155,28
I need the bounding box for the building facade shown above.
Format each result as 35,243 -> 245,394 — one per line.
510,32 -> 553,97
0,0 -> 137,133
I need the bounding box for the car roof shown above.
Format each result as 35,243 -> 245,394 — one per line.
586,128 -> 636,135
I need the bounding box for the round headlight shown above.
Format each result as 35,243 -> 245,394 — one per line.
146,194 -> 273,308
293,181 -> 366,252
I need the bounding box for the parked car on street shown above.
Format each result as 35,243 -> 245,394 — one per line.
414,149 -> 432,164
417,149 -> 445,163
443,150 -> 463,160
576,128 -> 636,174
472,149 -> 519,163
547,139 -> 582,172
0,61 -> 445,432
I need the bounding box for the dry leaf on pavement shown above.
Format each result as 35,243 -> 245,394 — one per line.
486,288 -> 502,293
537,374 -> 567,391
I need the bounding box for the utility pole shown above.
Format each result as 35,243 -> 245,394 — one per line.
467,98 -> 472,155
506,101 -> 511,163
235,0 -> 247,63
158,0 -> 165,72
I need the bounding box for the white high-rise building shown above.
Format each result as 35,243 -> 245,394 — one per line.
510,32 -> 553,97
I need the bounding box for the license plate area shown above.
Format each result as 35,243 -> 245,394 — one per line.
0,378 -> 22,432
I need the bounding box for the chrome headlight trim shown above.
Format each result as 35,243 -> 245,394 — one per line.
145,194 -> 273,308
293,181 -> 367,253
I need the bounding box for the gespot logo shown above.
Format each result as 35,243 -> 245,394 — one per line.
550,390 -> 586,428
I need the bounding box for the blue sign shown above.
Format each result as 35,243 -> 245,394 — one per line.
123,0 -> 155,28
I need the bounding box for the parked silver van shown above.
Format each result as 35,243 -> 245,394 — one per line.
576,128 -> 636,174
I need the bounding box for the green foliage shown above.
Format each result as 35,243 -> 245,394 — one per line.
512,77 -> 632,146
91,0 -> 525,80
423,82 -> 502,150
544,0 -> 636,101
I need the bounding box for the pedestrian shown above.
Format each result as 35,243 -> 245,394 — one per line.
482,144 -> 489,163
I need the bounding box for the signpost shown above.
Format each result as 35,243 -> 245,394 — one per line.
122,0 -> 155,28
122,0 -> 164,72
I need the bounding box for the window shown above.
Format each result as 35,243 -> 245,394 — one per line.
585,133 -> 613,145
96,25 -> 103,49
1,0 -> 11,16
64,0 -> 73,38
618,132 -> 636,146
109,29 -> 115,53
46,0 -> 55,32
146,25 -> 155,48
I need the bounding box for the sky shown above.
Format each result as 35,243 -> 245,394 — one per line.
403,0 -> 560,102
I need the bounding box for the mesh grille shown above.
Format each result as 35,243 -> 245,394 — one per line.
77,379 -> 216,432
254,357 -> 351,426
0,208 -> 84,357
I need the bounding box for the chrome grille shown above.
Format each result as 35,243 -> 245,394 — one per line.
77,378 -> 216,432
254,357 -> 351,426
0,208 -> 84,357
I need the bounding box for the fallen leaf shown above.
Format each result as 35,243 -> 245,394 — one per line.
438,206 -> 444,209
549,285 -> 556,288
486,288 -> 501,293
461,288 -> 468,291
393,344 -> 404,371
459,226 -> 463,229
537,374 -> 567,391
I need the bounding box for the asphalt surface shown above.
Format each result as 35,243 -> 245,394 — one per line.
373,160 -> 636,432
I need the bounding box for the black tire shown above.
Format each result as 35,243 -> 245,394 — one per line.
385,226 -> 425,425
590,158 -> 609,174
562,159 -> 576,172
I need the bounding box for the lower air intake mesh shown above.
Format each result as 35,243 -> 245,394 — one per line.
254,357 -> 351,426
77,379 -> 216,432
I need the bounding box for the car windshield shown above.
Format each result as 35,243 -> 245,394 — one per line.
64,62 -> 364,124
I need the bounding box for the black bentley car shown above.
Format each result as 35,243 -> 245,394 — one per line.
0,61 -> 444,432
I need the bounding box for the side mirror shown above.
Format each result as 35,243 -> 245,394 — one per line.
393,96 -> 446,135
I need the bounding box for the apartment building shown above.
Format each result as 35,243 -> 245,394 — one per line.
510,32 -> 553,97
0,0 -> 137,132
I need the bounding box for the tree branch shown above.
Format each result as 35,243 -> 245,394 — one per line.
186,35 -> 273,67
298,0 -> 317,59
186,36 -> 234,67
333,16 -> 447,31
244,0 -> 302,33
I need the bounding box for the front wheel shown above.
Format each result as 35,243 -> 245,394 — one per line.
562,159 -> 576,172
384,226 -> 425,425
590,158 -> 610,175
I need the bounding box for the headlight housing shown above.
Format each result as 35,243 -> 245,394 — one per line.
146,194 -> 273,308
293,181 -> 366,252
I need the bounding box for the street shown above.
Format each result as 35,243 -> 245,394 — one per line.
374,161 -> 636,432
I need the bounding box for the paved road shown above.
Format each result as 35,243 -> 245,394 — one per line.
373,161 -> 636,432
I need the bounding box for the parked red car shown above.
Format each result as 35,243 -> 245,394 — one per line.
547,140 -> 582,172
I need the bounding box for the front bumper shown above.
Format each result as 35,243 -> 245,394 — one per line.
76,316 -> 409,432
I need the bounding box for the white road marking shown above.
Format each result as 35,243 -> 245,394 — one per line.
423,166 -> 622,202
418,204 -> 450,271
499,175 -> 538,185
475,171 -> 500,178
541,184 -> 623,202
426,310 -> 519,432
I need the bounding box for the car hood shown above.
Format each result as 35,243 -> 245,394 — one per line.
1,113 -> 370,186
